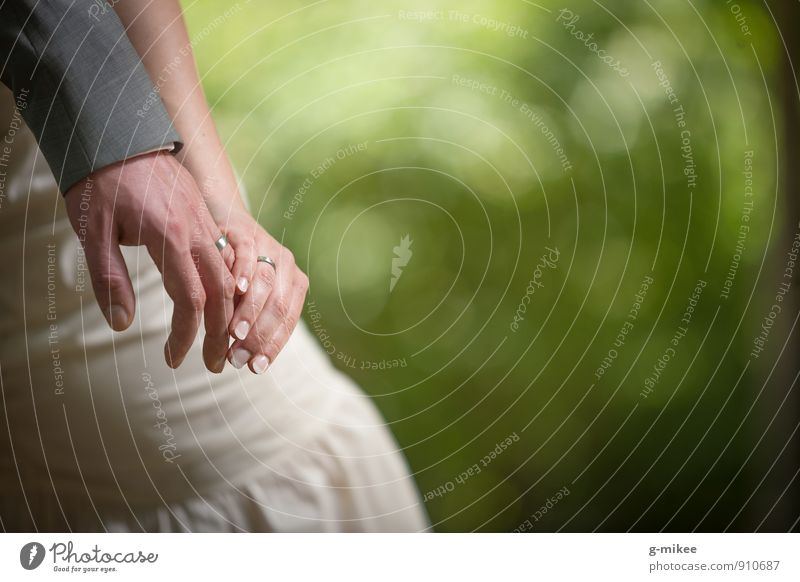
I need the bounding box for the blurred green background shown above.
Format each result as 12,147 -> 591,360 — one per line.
183,0 -> 797,531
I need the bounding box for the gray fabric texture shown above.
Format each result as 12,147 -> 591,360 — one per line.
0,0 -> 181,192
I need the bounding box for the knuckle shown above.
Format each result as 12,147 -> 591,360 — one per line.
281,313 -> 297,336
236,241 -> 256,260
164,215 -> 188,241
204,330 -> 228,346
253,321 -> 271,343
163,229 -> 188,254
222,276 -> 236,301
256,264 -> 275,287
221,247 -> 236,267
271,296 -> 291,320
264,338 -> 283,359
297,272 -> 309,292
250,325 -> 272,352
189,291 -> 206,312
237,295 -> 258,320
95,271 -> 128,295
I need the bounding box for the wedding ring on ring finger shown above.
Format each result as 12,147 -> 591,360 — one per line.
257,255 -> 276,270
215,234 -> 228,252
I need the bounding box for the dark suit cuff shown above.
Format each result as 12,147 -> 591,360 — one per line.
0,0 -> 184,193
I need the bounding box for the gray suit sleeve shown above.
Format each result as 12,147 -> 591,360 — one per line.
0,0 -> 182,192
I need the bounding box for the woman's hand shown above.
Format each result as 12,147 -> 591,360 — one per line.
221,209 -> 309,374
112,0 -> 308,373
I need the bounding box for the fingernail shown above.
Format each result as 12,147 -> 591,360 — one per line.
252,355 -> 270,374
237,277 -> 249,293
230,348 -> 251,369
165,340 -> 181,369
234,321 -> 250,340
103,305 -> 130,331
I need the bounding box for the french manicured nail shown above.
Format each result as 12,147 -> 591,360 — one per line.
234,321 -> 250,340
104,305 -> 130,331
237,277 -> 249,293
230,348 -> 251,369
252,355 -> 269,375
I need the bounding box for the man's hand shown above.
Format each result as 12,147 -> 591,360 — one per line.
64,151 -> 236,372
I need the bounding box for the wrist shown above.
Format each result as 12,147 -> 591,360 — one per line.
202,181 -> 249,225
177,158 -> 247,222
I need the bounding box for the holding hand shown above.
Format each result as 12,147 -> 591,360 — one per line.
64,151 -> 236,373
222,210 -> 309,374
111,0 -> 310,375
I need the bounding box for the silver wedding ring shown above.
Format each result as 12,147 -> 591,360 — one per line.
215,234 -> 228,252
257,255 -> 276,270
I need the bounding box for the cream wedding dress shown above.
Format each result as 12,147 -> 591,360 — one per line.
0,87 -> 428,532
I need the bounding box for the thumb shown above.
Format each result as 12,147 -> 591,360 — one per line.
84,235 -> 136,331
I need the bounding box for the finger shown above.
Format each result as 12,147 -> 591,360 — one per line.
228,258 -> 306,373
248,271 -> 307,374
231,237 -> 256,295
84,228 -> 136,331
201,209 -> 235,271
219,235 -> 235,271
151,239 -> 205,369
188,200 -> 236,372
211,228 -> 236,271
229,258 -> 276,341
197,236 -> 236,373
227,256 -> 293,371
